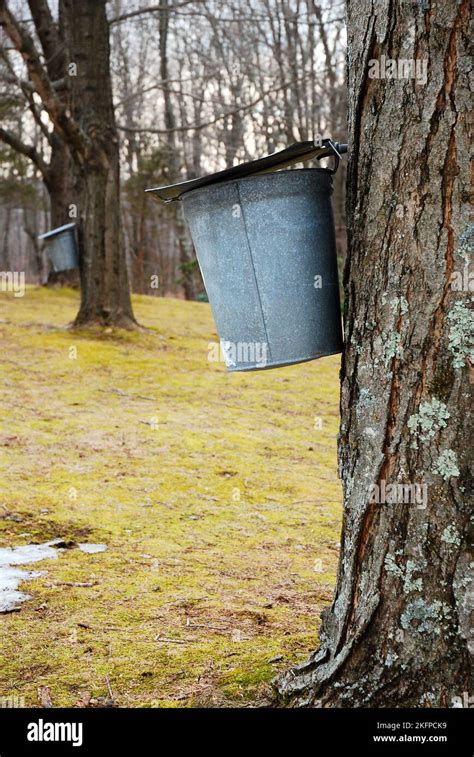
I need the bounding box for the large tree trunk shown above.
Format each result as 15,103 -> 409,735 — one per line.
278,0 -> 472,707
47,140 -> 72,232
62,0 -> 136,328
45,135 -> 79,287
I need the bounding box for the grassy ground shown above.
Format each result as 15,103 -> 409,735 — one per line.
0,287 -> 341,707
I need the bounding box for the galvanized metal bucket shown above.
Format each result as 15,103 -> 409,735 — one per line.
183,168 -> 342,371
38,223 -> 79,272
147,139 -> 346,372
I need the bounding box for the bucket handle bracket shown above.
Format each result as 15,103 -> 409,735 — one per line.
317,139 -> 346,174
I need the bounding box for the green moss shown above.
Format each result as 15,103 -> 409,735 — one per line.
0,287 -> 341,707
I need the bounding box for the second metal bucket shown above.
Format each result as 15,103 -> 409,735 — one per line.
182,168 -> 342,371
38,223 -> 79,273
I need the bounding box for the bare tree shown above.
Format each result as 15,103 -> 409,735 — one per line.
0,0 -> 75,282
0,0 -> 136,327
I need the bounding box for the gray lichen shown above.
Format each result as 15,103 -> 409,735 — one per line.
400,598 -> 452,636
420,691 -> 438,706
403,561 -> 423,593
350,331 -> 364,355
446,301 -> 473,369
382,331 -> 403,365
343,476 -> 354,505
358,387 -> 376,408
385,553 -> 403,578
390,296 -> 409,316
384,652 -> 398,668
456,223 -> 473,266
441,524 -> 461,546
433,449 -> 460,480
384,555 -> 423,593
407,398 -> 450,448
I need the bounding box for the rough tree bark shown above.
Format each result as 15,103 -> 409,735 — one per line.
278,0 -> 472,707
62,0 -> 136,327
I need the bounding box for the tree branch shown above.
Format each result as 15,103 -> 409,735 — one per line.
27,0 -> 63,74
0,0 -> 89,158
117,67 -> 343,135
0,44 -> 54,147
109,0 -> 205,25
18,72 -> 68,91
22,84 -> 55,146
0,126 -> 49,177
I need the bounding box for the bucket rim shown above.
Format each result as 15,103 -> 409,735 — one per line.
181,166 -> 333,200
226,347 -> 343,372
38,222 -> 76,241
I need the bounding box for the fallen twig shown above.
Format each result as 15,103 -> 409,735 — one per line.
105,675 -> 114,699
185,619 -> 228,631
45,581 -> 98,588
99,388 -> 155,402
154,635 -> 188,644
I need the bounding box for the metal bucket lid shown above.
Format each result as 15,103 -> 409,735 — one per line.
38,222 -> 76,240
146,139 -> 347,204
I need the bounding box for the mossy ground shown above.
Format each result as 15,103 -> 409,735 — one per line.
0,287 -> 341,707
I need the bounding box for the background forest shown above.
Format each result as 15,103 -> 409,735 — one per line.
0,0 -> 347,298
